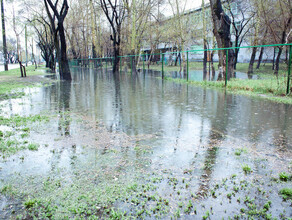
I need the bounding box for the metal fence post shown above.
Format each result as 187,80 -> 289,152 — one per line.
187,52 -> 189,81
287,45 -> 292,95
225,49 -> 228,87
162,53 -> 164,79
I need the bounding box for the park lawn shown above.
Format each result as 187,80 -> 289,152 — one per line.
142,61 -> 288,78
145,60 -> 291,103
165,76 -> 292,104
0,65 -> 53,100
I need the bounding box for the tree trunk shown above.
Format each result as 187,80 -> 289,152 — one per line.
58,24 -> 71,80
113,42 -> 120,73
272,48 -> 276,70
274,46 -> 282,76
203,42 -> 207,80
211,51 -> 216,80
234,48 -> 239,70
209,0 -> 234,81
247,47 -> 257,78
1,0 -> 8,71
256,47 -> 264,69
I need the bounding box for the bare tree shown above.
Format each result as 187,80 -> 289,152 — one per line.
100,0 -> 125,73
226,0 -> 253,69
44,0 -> 71,80
210,0 -> 235,80
259,0 -> 291,75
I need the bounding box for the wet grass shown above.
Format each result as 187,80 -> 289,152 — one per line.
164,77 -> 292,104
0,77 -> 291,219
2,148 -> 292,219
279,188 -> 292,200
242,164 -> 252,174
279,172 -> 292,181
0,114 -> 50,158
144,62 -> 287,77
0,65 -> 52,101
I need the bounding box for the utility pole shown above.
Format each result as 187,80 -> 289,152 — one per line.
1,0 -> 8,71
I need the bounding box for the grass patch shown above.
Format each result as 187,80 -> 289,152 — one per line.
0,65 -> 47,77
27,143 -> 39,151
0,65 -> 51,101
279,188 -> 292,200
242,164 -> 252,174
0,114 -> 50,157
279,172 -> 291,181
235,148 -> 247,156
164,77 -> 292,104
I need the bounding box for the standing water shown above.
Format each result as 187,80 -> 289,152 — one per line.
0,67 -> 291,219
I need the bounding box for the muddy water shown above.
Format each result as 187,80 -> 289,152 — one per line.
0,67 -> 291,219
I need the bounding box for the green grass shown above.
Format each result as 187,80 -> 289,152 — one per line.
141,61 -> 288,76
242,164 -> 252,174
27,143 -> 39,151
279,172 -> 291,181
0,65 -> 47,77
279,188 -> 292,200
164,77 -> 292,104
145,61 -> 292,104
0,65 -> 50,100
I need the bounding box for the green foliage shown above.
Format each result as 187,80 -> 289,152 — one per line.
24,198 -> 39,209
202,210 -> 210,220
242,164 -> 252,174
279,188 -> 292,200
279,172 -> 291,181
28,143 -> 39,151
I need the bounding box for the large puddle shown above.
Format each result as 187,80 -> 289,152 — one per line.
0,67 -> 291,219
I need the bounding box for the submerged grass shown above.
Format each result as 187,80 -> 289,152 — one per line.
0,114 -> 50,158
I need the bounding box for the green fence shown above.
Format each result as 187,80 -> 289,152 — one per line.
69,43 -> 292,95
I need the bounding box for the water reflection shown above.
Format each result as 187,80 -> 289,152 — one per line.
1,67 -> 291,181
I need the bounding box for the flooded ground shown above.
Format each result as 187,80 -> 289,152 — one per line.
0,67 -> 291,219
167,70 -> 258,81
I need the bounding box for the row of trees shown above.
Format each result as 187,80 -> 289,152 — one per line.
1,0 -> 291,80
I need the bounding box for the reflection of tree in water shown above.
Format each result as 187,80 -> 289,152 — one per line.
197,91 -> 233,198
57,81 -> 72,137
109,73 -> 123,132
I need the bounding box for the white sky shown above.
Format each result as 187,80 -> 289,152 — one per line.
161,0 -> 209,16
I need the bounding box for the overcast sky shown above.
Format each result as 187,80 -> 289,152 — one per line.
161,0 -> 209,16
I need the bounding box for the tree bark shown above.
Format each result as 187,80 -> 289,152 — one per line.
58,23 -> 71,80
247,47 -> 257,78
1,0 -> 8,71
274,47 -> 282,76
256,47 -> 264,69
272,48 -> 276,70
203,43 -> 207,80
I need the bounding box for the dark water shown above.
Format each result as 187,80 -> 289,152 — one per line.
0,67 -> 291,218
